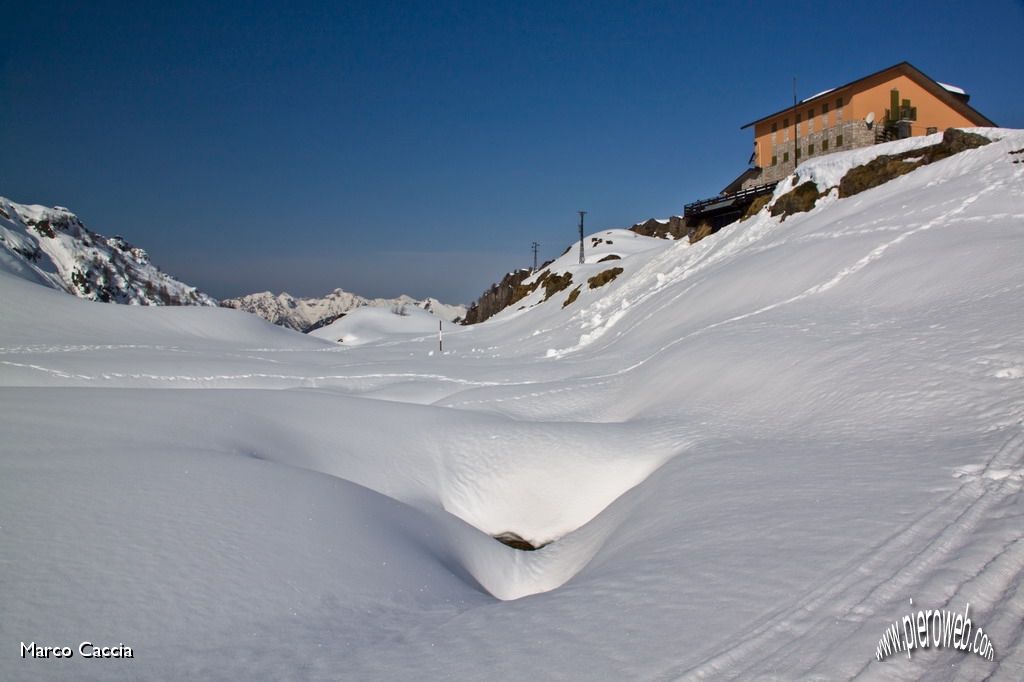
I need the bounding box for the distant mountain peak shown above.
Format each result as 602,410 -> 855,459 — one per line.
221,289 -> 466,333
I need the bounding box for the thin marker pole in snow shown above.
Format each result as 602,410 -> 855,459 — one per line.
577,211 -> 587,264
439,320 -> 443,354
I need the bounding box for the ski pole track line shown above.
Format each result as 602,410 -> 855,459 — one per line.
559,176 -> 1009,380
0,344 -> 351,355
0,362 -> 518,391
967,537 -> 1024,680
0,360 -> 95,380
668,422 -> 1024,680
437,375 -> 621,411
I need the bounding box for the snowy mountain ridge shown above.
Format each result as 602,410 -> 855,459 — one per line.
221,289 -> 466,332
0,195 -> 468,326
0,197 -> 217,306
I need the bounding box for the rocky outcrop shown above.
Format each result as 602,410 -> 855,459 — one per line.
461,269 -> 535,325
629,216 -> 687,239
0,197 -> 216,306
839,128 -> 991,198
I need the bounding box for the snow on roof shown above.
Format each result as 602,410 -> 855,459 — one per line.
938,81 -> 966,95
800,87 -> 835,103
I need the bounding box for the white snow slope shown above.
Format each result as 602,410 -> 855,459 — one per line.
2,129 -> 1024,681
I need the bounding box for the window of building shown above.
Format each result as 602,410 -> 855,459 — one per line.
927,126 -> 937,135
822,102 -> 829,114
836,134 -> 844,146
772,122 -> 777,133
771,155 -> 778,165
808,108 -> 814,119
808,143 -> 814,155
822,139 -> 829,151
795,148 -> 802,159
796,113 -> 802,124
837,97 -> 844,108
783,151 -> 789,162
783,117 -> 789,128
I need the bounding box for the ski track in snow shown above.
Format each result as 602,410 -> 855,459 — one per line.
551,172 -> 1013,374
0,360 -> 507,389
674,418 -> 1024,681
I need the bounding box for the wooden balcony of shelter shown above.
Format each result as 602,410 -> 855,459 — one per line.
683,180 -> 777,232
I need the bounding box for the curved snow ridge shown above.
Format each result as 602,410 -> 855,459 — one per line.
213,387 -> 691,601
433,422 -> 682,547
427,439 -> 685,601
440,494 -> 635,601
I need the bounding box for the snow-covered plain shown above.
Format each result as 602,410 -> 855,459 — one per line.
3,130 -> 1024,680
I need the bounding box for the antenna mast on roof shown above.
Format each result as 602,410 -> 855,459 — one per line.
793,76 -> 799,169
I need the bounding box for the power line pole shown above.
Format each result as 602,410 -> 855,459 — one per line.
531,241 -> 540,271
577,211 -> 587,264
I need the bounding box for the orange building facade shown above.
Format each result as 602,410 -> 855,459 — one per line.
739,63 -> 995,188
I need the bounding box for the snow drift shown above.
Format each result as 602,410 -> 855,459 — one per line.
2,129 -> 1024,680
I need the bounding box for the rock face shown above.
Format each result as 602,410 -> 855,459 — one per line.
0,197 -> 216,306
461,269 -> 535,325
492,531 -> 547,551
839,128 -> 991,198
463,218 -> 684,326
770,181 -> 822,220
629,216 -> 687,240
222,289 -> 466,332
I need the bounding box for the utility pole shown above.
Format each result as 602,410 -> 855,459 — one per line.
531,241 -> 540,271
577,211 -> 587,264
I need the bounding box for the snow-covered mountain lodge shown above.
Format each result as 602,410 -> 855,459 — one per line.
739,61 -> 996,188
684,62 -> 998,232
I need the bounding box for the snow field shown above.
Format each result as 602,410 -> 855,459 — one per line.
3,129 -> 1024,679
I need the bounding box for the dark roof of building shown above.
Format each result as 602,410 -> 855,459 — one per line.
740,62 -> 996,130
720,167 -> 762,195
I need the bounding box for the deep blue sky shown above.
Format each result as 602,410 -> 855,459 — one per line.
3,1 -> 1022,303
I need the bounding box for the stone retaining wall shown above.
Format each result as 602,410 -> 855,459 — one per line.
743,119 -> 877,188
